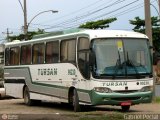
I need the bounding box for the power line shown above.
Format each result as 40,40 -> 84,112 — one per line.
58,0 -> 126,25
37,0 -> 152,31
57,0 -> 151,30
30,0 -> 116,27
37,0 -> 108,25
44,0 -> 140,30
110,1 -> 145,18
31,0 -> 157,31
112,0 -> 156,18
0,39 -> 5,41
88,0 -> 140,20
30,0 -> 125,28
44,0 -> 127,30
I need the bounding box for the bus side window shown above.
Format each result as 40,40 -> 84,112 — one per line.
78,37 -> 89,50
21,45 -> 31,65
32,43 -> 45,64
10,47 -> 20,65
0,45 -> 4,64
5,48 -> 10,66
78,37 -> 90,79
60,39 -> 76,63
46,41 -> 59,63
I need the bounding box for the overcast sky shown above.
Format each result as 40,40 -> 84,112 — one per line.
0,0 -> 158,41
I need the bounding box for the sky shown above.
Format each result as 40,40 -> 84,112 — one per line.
0,0 -> 159,41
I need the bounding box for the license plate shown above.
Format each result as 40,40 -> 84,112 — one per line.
121,101 -> 131,106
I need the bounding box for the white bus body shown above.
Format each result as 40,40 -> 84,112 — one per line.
0,44 -> 5,99
4,29 -> 153,112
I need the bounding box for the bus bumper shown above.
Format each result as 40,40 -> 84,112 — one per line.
0,88 -> 6,99
90,90 -> 153,106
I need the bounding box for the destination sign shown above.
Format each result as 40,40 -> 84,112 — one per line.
103,82 -> 127,86
38,68 -> 57,76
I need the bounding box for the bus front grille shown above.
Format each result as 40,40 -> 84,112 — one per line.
114,90 -> 138,94
111,97 -> 141,101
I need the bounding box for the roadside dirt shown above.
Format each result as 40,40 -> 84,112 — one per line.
0,98 -> 160,120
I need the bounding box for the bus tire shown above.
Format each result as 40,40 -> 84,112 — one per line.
73,89 -> 81,112
121,105 -> 130,112
23,86 -> 34,106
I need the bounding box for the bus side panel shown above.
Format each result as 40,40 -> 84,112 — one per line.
4,68 -> 27,98
4,63 -> 93,104
5,83 -> 24,98
4,66 -> 62,102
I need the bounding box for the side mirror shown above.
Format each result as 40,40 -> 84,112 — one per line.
89,51 -> 96,66
149,46 -> 153,49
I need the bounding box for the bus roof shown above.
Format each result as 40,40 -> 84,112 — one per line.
4,29 -> 148,46
32,28 -> 148,39
81,29 -> 148,39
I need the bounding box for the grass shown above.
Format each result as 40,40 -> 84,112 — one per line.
79,116 -> 124,120
155,97 -> 160,103
79,113 -> 124,120
62,111 -> 125,120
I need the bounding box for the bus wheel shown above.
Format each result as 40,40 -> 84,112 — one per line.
121,105 -> 130,112
72,89 -> 81,112
24,87 -> 34,106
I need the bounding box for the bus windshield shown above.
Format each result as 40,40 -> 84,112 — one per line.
92,38 -> 152,79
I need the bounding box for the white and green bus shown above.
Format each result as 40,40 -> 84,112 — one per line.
4,29 -> 153,112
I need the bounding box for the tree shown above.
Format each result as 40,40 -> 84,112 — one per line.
79,18 -> 117,29
8,29 -> 45,41
130,16 -> 160,50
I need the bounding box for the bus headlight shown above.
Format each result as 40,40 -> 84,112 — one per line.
140,86 -> 153,92
93,87 -> 112,93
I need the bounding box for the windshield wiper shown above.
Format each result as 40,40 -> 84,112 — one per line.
112,51 -> 123,79
113,51 -> 141,79
125,52 -> 140,78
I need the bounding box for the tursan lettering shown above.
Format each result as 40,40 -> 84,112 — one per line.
38,68 -> 57,76
103,82 -> 127,86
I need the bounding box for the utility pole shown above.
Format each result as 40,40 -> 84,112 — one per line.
145,0 -> 155,99
144,0 -> 153,46
24,0 -> 28,39
18,0 -> 58,40
2,28 -> 13,42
